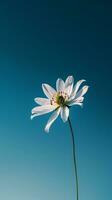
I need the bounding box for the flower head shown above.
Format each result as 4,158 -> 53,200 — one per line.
31,75 -> 89,132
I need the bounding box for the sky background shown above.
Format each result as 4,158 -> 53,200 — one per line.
0,0 -> 112,200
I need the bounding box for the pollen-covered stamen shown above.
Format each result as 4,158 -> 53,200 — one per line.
56,95 -> 65,106
50,96 -> 57,105
57,91 -> 69,106
50,91 -> 69,106
58,91 -> 68,100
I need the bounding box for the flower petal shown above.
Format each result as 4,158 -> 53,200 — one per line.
65,76 -> 74,87
70,79 -> 86,99
65,76 -> 74,96
42,84 -> 56,99
34,97 -> 50,105
75,85 -> 89,99
69,102 -> 83,107
61,106 -> 69,122
68,97 -> 84,106
56,78 -> 65,91
31,105 -> 56,119
75,96 -> 84,102
45,107 -> 61,133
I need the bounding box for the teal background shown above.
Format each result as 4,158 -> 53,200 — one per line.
0,0 -> 112,199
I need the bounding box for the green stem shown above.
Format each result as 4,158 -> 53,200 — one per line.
68,117 -> 79,200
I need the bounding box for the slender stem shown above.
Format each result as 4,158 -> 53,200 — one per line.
68,117 -> 79,200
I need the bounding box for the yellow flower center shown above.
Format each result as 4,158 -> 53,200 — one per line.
56,95 -> 65,106
50,91 -> 68,107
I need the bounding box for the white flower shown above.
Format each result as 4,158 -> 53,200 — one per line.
31,75 -> 89,132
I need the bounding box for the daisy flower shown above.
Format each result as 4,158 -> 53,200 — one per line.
31,75 -> 89,200
31,75 -> 89,132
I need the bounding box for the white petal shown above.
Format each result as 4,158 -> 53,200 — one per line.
65,85 -> 73,96
65,76 -> 74,96
69,102 -> 83,107
61,106 -> 69,122
76,96 -> 84,102
42,84 -> 56,99
75,85 -> 89,99
34,97 -> 50,105
31,105 -> 56,119
45,107 -> 61,133
70,79 -> 86,99
65,76 -> 74,87
56,78 -> 65,91
68,97 -> 84,106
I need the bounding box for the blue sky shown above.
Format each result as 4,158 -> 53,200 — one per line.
0,0 -> 112,199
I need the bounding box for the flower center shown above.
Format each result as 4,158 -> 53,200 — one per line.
50,91 -> 68,107
56,95 -> 65,106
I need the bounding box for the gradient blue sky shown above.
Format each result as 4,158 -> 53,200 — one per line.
0,0 -> 112,200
